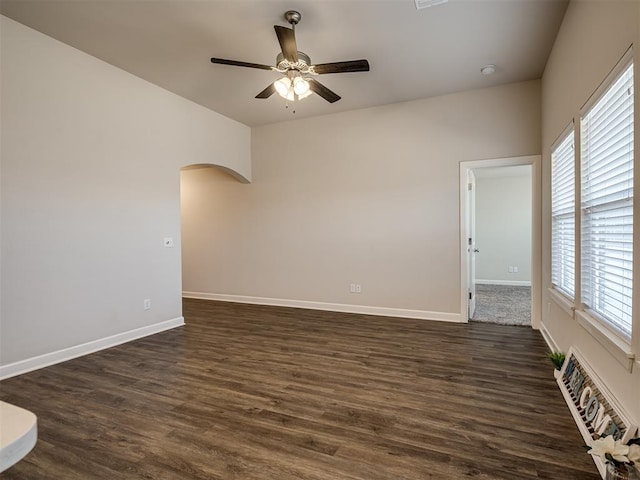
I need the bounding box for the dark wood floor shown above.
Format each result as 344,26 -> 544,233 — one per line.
1,299 -> 599,479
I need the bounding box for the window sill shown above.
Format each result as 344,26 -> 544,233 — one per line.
548,287 -> 575,317
575,310 -> 635,372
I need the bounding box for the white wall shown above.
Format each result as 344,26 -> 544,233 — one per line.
181,80 -> 541,320
0,16 -> 251,374
541,0 -> 639,422
475,169 -> 532,285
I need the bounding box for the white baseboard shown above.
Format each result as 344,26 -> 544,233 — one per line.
182,292 -> 464,323
0,317 -> 185,380
539,321 -> 559,352
475,279 -> 532,287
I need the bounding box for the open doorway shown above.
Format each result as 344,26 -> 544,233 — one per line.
179,164 -> 249,303
472,165 -> 532,325
460,156 -> 540,328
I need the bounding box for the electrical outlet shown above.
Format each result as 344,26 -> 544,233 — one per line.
349,283 -> 362,293
144,299 -> 151,310
508,266 -> 514,273
513,266 -> 519,273
355,284 -> 362,293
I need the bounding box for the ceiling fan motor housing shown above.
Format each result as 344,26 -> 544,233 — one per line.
276,51 -> 311,73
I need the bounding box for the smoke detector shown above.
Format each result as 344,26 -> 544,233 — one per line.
481,64 -> 497,75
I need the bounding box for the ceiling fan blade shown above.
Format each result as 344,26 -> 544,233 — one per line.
211,58 -> 274,71
274,25 -> 298,63
255,83 -> 276,99
308,79 -> 341,103
311,60 -> 370,75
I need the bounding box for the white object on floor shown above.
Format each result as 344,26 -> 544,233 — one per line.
0,400 -> 37,472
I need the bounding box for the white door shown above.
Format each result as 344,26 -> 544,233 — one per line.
466,169 -> 477,319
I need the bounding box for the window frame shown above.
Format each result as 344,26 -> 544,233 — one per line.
551,124 -> 576,301
579,53 -> 634,343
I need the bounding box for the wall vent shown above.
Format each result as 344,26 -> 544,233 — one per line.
415,0 -> 448,10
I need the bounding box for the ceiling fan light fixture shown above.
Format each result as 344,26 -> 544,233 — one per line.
274,77 -> 292,97
297,89 -> 312,100
293,76 -> 310,95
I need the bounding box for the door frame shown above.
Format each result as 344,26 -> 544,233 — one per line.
459,155 -> 541,329
466,168 -> 477,319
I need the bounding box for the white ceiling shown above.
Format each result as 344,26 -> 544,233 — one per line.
0,0 -> 568,127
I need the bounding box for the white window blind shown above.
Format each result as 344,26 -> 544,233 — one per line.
581,60 -> 634,339
551,129 -> 575,298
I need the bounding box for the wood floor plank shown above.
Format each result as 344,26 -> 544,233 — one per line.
0,299 -> 600,479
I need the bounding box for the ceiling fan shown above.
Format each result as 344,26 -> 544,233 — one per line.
210,10 -> 369,104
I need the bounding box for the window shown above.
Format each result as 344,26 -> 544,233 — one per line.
581,60 -> 634,339
551,129 -> 576,298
